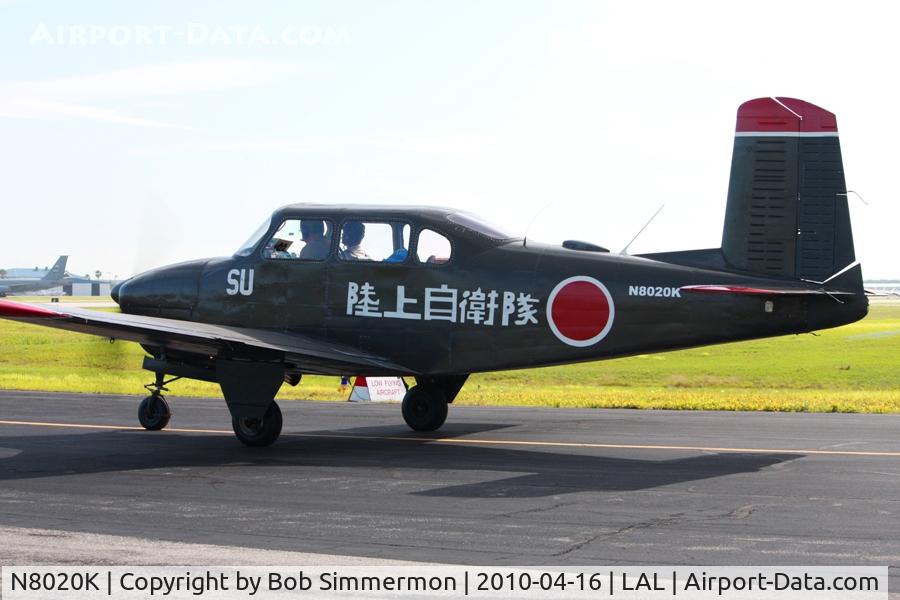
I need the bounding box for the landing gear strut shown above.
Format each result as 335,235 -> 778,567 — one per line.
138,372 -> 178,431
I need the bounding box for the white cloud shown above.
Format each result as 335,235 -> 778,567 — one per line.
0,60 -> 304,127
364,133 -> 499,157
0,97 -> 175,128
125,132 -> 502,158
5,60 -> 302,100
126,138 -> 323,155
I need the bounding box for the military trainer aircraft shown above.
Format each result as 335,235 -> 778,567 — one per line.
0,97 -> 868,446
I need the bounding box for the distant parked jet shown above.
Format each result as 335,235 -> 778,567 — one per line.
0,256 -> 68,296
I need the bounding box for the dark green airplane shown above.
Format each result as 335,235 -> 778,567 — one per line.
0,97 -> 867,447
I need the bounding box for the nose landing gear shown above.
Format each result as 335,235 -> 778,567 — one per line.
138,372 -> 179,431
138,394 -> 170,430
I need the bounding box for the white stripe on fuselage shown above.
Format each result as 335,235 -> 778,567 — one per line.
734,131 -> 839,138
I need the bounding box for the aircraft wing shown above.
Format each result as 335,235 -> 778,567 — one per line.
0,299 -> 413,376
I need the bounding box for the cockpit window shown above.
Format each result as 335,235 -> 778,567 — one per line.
339,221 -> 410,263
446,212 -> 513,240
234,217 -> 272,257
416,229 -> 452,264
263,218 -> 334,260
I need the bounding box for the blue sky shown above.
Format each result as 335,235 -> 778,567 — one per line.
1,0 -> 897,278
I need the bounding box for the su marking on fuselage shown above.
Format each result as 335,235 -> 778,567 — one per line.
226,268 -> 254,296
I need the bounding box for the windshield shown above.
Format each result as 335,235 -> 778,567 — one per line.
447,211 -> 514,240
234,217 -> 272,256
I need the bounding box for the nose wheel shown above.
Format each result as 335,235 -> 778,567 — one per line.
138,372 -> 179,431
138,394 -> 171,430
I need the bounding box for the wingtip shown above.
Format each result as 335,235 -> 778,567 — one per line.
0,299 -> 67,319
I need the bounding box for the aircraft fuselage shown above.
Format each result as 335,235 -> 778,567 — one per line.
115,206 -> 867,377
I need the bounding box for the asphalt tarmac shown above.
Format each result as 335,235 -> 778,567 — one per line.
0,390 -> 898,579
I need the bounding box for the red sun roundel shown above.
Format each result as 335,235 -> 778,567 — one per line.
546,276 -> 615,347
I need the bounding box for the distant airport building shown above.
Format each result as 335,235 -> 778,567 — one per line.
4,266 -> 54,278
64,281 -> 113,297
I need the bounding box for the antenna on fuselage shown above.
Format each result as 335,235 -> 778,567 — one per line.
837,190 -> 868,206
619,204 -> 665,255
522,201 -> 555,248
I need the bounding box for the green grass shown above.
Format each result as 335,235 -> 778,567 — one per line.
1,302 -> 898,413
3,296 -> 109,303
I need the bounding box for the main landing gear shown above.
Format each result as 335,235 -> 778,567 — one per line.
231,401 -> 283,447
137,366 -> 464,442
402,385 -> 448,431
138,372 -> 176,431
401,375 -> 469,432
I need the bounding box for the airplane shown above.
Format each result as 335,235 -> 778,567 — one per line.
0,97 -> 868,447
0,256 -> 68,296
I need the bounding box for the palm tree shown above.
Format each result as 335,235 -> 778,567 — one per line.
0,269 -> 6,279
94,270 -> 102,280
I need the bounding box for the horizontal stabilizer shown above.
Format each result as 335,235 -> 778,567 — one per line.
680,285 -> 855,296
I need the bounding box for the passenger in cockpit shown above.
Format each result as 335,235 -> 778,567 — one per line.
339,221 -> 372,261
299,220 -> 330,260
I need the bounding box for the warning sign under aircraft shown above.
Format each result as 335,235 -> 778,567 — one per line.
348,376 -> 407,402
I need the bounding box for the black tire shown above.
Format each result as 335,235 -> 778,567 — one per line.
402,385 -> 448,432
138,394 -> 171,431
232,401 -> 283,447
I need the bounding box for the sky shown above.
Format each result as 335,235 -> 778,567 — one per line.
0,0 -> 897,279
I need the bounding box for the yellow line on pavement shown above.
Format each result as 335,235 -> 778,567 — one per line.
1,419 -> 899,457
0,419 -> 231,434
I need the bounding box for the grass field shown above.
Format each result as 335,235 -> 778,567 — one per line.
2,296 -> 109,303
0,301 -> 898,413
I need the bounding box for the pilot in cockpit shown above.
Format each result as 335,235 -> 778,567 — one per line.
299,220 -> 330,260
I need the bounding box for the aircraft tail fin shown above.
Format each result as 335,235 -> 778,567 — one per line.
42,255 -> 68,281
721,98 -> 860,290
